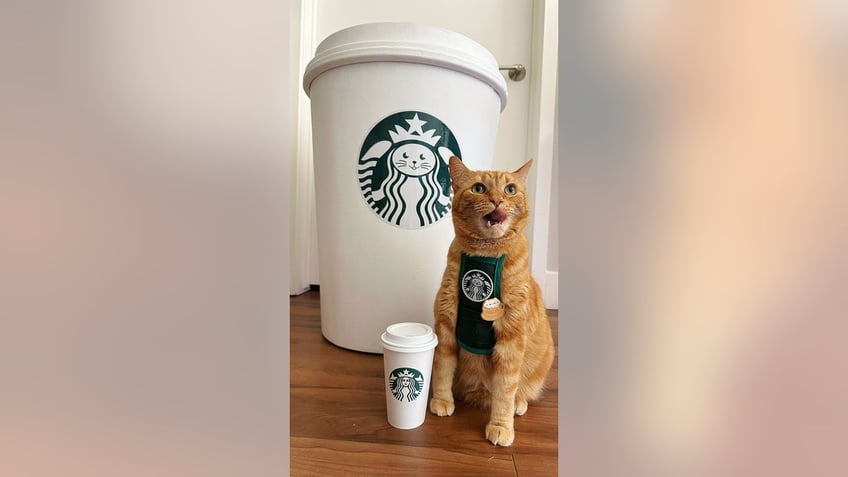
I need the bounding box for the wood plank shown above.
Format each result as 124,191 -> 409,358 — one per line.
291,386 -> 525,451
291,437 -> 517,477
512,452 -> 559,476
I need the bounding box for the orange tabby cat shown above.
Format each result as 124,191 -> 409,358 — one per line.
429,156 -> 554,447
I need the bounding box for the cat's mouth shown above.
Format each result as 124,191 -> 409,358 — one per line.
483,208 -> 508,228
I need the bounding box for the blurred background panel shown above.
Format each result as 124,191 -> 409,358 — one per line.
0,1 -> 290,476
559,0 -> 847,475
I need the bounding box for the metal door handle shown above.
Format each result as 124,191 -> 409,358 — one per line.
499,64 -> 526,82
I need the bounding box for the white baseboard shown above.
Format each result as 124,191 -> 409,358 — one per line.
543,270 -> 558,310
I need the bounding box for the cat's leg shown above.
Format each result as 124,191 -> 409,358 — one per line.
514,395 -> 529,416
429,328 -> 457,416
429,289 -> 459,417
484,336 -> 525,446
514,301 -> 555,417
512,364 -> 546,416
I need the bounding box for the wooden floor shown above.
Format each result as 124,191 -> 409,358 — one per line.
290,290 -> 558,476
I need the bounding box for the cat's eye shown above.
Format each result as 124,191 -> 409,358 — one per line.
505,184 -> 517,195
402,152 -> 409,158
472,183 -> 487,194
419,154 -> 426,160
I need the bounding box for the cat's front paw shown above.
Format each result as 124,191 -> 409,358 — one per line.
429,397 -> 455,417
485,422 -> 515,446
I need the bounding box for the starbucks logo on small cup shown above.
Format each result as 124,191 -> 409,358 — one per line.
462,270 -> 494,302
388,367 -> 425,402
357,111 -> 460,229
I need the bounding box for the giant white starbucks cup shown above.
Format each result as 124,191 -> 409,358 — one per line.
303,22 -> 507,353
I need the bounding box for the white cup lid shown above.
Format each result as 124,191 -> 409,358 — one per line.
303,22 -> 508,111
380,322 -> 438,352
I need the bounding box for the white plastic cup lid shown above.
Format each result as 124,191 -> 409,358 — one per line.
303,22 -> 508,111
380,322 -> 438,353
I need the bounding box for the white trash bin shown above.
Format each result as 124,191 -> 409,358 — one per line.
303,22 -> 507,353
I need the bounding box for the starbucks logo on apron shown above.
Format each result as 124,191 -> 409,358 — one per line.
462,269 -> 494,302
388,367 -> 425,402
357,111 -> 460,229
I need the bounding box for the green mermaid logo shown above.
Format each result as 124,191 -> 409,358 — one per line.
357,111 -> 460,229
388,367 -> 425,402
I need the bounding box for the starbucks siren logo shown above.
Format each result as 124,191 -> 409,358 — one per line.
388,367 -> 425,402
462,269 -> 494,302
357,111 -> 460,229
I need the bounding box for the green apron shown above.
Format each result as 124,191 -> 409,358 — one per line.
456,253 -> 506,355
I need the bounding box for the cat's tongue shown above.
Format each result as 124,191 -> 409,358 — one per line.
485,208 -> 508,227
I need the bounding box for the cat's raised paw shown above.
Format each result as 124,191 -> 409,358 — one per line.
485,423 -> 515,446
429,397 -> 455,417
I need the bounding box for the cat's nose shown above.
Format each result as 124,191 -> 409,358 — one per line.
490,199 -> 502,207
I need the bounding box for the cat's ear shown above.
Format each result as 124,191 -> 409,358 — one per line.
448,156 -> 470,190
512,159 -> 533,184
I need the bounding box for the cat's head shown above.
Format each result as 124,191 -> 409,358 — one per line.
389,142 -> 436,177
448,156 -> 532,241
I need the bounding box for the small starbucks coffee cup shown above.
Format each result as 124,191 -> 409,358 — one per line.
380,322 -> 438,429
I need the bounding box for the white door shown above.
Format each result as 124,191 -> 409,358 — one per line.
291,0 -> 558,308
